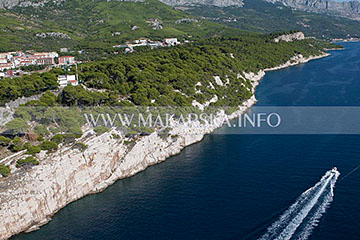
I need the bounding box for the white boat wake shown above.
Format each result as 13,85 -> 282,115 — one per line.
258,168 -> 340,240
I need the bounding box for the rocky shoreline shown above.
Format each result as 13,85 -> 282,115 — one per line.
0,52 -> 330,240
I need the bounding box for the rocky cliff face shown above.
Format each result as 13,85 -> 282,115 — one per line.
273,31 -> 305,42
0,0 -> 19,8
0,96 -> 257,239
0,0 -> 66,8
267,0 -> 360,20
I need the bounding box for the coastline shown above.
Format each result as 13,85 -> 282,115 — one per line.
0,52 -> 330,240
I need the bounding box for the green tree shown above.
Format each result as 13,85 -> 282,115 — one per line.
5,118 -> 29,135
33,125 -> 50,136
26,145 -> 41,156
0,164 -> 10,177
0,136 -> 11,147
40,141 -> 58,151
16,156 -> 40,168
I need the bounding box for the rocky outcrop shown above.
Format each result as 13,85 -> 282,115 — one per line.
0,51 -> 330,240
267,0 -> 360,20
35,32 -> 71,40
274,31 -> 305,42
0,0 -> 19,8
0,0 -> 66,8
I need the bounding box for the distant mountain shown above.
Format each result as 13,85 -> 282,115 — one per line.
267,0 -> 360,20
0,0 -> 244,8
184,0 -> 360,39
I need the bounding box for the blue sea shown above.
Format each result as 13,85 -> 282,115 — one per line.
15,42 -> 360,240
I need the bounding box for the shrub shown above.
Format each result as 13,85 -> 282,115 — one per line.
63,134 -> 76,144
94,126 -> 110,136
0,164 -> 10,177
12,136 -> 22,146
124,140 -> 135,145
67,126 -> 83,138
112,133 -> 121,139
37,136 -> 44,142
9,137 -> 24,152
51,134 -> 64,144
125,130 -> 138,138
26,145 -> 41,156
72,142 -> 88,151
40,141 -> 58,151
5,118 -> 29,135
33,125 -> 49,136
16,156 -> 40,168
0,136 -> 11,147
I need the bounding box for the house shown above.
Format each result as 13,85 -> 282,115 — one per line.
58,75 -> 78,87
148,41 -> 164,48
164,38 -> 180,46
125,47 -> 134,54
60,48 -> 68,53
36,58 -> 55,65
7,70 -> 22,77
59,56 -> 75,65
19,60 -> 36,67
34,52 -> 59,58
0,58 -> 7,64
0,63 -> 13,71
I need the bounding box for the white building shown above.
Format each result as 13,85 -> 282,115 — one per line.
34,52 -> 59,58
164,38 -> 180,46
58,75 -> 78,87
0,63 -> 14,71
60,48 -> 68,53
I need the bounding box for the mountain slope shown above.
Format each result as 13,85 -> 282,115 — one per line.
0,0 -> 246,53
267,0 -> 360,20
184,0 -> 360,39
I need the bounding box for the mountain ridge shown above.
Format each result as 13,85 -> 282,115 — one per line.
184,0 -> 360,39
267,0 -> 360,20
0,0 -> 244,8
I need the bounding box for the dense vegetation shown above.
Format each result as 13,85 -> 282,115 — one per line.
0,72 -> 59,105
0,34 -> 339,176
0,35 -> 339,107
185,0 -> 360,40
74,35 -> 338,106
0,0 -> 245,56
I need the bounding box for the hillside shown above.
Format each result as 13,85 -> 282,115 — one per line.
0,34 -> 340,106
0,0 -> 245,54
184,0 -> 360,39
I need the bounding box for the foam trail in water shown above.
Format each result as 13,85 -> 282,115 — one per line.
258,169 -> 340,240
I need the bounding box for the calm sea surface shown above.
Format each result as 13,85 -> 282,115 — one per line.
15,42 -> 360,240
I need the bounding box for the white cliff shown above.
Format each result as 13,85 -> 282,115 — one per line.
274,31 -> 305,43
